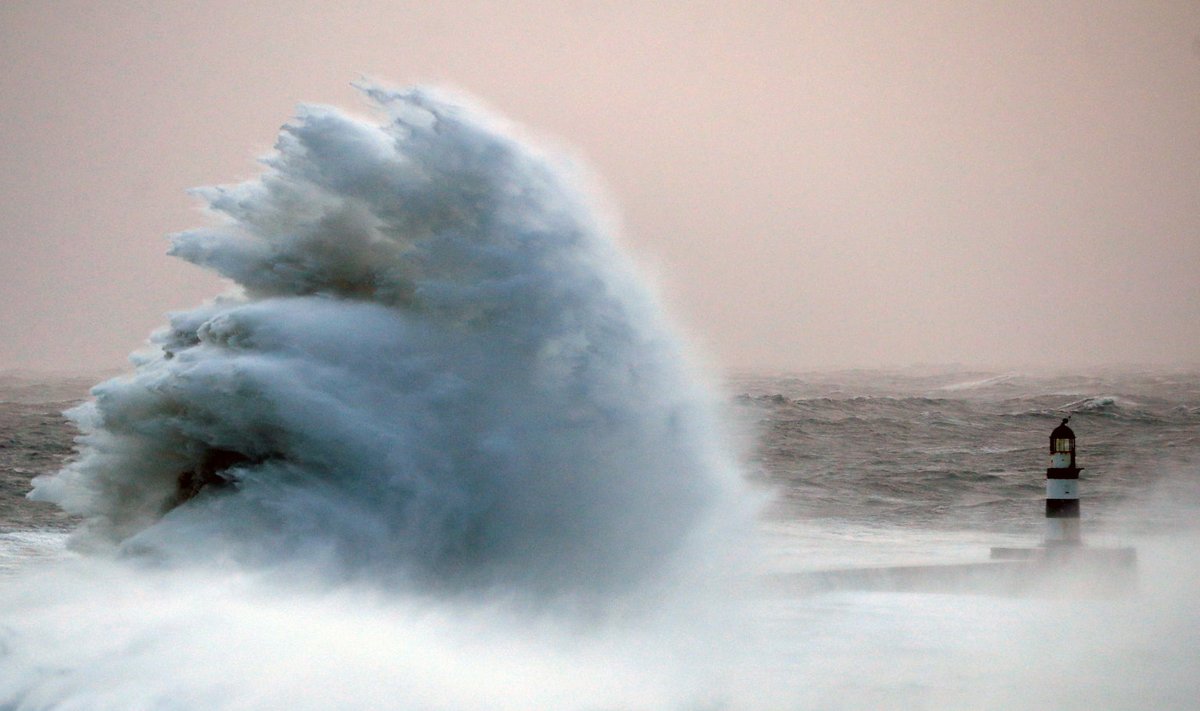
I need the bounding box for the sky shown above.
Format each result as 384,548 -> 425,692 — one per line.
1,0 -> 1198,374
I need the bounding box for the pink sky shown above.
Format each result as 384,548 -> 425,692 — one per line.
2,1 -> 1198,373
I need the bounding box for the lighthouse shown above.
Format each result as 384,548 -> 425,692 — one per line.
1045,418 -> 1081,545
807,416 -> 1137,595
971,418 -> 1137,592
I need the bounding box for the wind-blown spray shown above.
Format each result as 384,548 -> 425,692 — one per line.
1,85 -> 756,710
29,84 -> 746,600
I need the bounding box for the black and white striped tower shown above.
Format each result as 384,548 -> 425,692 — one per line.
1045,417 -> 1081,545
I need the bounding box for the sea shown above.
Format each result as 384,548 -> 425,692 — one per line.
2,366 -> 1197,709
3,86 -> 1197,709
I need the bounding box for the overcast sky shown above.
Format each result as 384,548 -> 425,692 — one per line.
2,1 -> 1198,373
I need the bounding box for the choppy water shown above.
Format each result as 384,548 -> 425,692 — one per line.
734,368 -> 1200,551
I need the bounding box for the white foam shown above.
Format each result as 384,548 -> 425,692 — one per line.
0,530 -> 71,574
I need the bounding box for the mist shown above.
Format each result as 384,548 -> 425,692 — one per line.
4,519 -> 1199,708
0,84 -> 763,708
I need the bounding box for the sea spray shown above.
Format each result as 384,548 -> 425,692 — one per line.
0,85 -> 756,710
28,84 -> 750,599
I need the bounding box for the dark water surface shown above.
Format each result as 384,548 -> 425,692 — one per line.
731,368 -> 1200,540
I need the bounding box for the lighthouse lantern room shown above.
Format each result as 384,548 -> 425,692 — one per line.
1050,419 -> 1076,469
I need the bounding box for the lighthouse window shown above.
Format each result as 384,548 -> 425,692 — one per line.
1053,437 -> 1072,453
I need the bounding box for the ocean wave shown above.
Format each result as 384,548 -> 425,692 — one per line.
1061,395 -> 1135,413
935,373 -> 1019,391
28,85 -> 748,600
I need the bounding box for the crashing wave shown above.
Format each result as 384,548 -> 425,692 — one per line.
1060,395 -> 1135,414
30,84 -> 746,599
936,373 -> 1019,392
